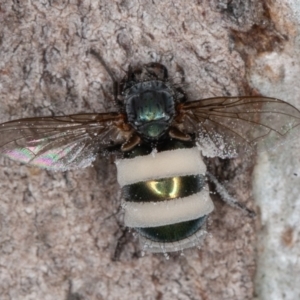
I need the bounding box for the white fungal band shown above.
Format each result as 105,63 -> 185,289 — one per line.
116,147 -> 206,187
123,190 -> 214,227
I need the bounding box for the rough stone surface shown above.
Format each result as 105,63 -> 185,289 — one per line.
250,2 -> 300,300
0,1 -> 298,300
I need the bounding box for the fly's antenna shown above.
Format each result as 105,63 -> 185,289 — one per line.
89,49 -> 123,111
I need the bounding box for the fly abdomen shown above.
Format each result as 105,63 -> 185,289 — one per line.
123,174 -> 205,202
115,145 -> 214,252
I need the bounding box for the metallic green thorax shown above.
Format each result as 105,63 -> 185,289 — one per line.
124,81 -> 176,139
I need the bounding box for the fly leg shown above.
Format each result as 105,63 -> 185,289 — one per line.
206,171 -> 256,218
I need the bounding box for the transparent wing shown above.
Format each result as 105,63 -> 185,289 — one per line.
0,113 -> 128,171
178,96 -> 300,158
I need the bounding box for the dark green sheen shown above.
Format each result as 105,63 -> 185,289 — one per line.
123,174 -> 205,202
126,83 -> 176,139
136,216 -> 207,243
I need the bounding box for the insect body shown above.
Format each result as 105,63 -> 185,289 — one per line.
117,69 -> 214,251
0,61 -> 300,253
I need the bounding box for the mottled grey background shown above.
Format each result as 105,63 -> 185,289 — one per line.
0,1 -> 299,300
